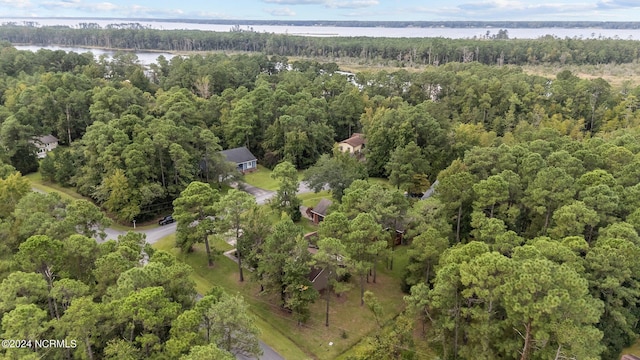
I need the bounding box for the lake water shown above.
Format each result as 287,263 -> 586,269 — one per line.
13,45 -> 175,66
2,18 -> 640,40
11,18 -> 640,65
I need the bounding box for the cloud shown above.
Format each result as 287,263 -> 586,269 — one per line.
264,6 -> 296,15
262,0 -> 378,9
38,0 -> 189,17
403,0 -> 600,20
456,0 -> 588,13
0,0 -> 31,8
327,0 -> 379,9
263,0 -> 324,4
597,0 -> 640,9
191,10 -> 231,19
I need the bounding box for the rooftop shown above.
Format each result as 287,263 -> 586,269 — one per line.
310,198 -> 332,216
421,179 -> 439,200
220,146 -> 257,164
339,133 -> 366,148
34,134 -> 58,144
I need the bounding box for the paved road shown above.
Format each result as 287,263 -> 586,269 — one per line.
239,183 -> 276,205
102,222 -> 177,243
237,342 -> 284,360
103,180 -> 321,242
238,181 -> 326,206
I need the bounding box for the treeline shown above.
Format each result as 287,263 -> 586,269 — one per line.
39,19 -> 640,29
2,43 -> 640,223
1,25 -> 640,65
242,20 -> 640,29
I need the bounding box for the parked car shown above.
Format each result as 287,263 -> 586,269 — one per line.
158,215 -> 175,225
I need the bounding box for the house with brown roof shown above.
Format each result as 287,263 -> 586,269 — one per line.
308,198 -> 333,225
337,133 -> 366,155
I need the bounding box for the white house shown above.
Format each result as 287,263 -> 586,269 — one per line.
33,135 -> 59,158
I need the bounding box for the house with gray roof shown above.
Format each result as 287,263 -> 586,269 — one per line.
220,147 -> 257,173
421,179 -> 439,200
309,198 -> 333,224
32,134 -> 59,158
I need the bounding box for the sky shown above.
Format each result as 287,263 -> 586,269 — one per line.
1,0 -> 640,22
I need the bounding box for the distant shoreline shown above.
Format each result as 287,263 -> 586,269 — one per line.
3,17 -> 640,29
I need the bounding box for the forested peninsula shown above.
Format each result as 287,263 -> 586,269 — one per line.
2,28 -> 640,359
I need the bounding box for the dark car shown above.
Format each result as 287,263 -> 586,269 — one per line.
158,215 -> 175,225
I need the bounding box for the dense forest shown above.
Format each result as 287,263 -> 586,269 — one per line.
1,25 -> 640,66
2,35 -> 640,359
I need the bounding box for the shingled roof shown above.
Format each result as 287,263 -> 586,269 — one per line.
339,133 -> 365,148
220,147 -> 256,164
310,198 -> 332,216
34,134 -> 58,144
621,355 -> 640,360
421,179 -> 439,200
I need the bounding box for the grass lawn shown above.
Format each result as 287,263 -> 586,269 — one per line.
300,218 -> 318,235
243,165 -> 281,191
152,232 -> 410,360
299,190 -> 332,208
243,165 -> 306,191
153,234 -> 313,360
300,248 -> 408,359
622,340 -> 640,358
25,172 -> 90,202
334,246 -> 412,359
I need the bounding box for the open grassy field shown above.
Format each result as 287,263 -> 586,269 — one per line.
519,63 -> 640,89
292,54 -> 640,90
152,232 -> 410,360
